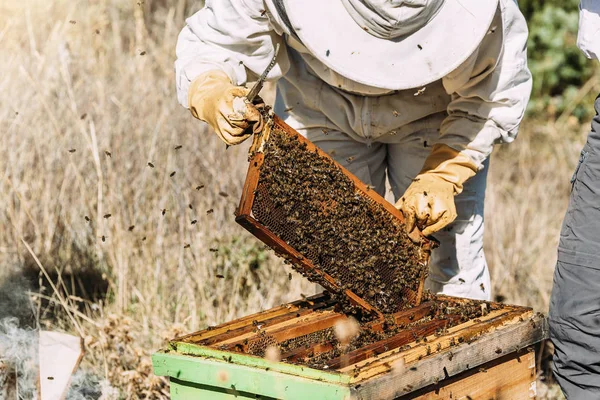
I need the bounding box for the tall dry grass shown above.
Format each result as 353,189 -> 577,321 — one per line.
0,0 -> 596,397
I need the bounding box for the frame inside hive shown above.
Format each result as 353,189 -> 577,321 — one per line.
235,115 -> 437,318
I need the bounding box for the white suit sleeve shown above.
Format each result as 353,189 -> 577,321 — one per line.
578,0 -> 600,60
440,0 -> 532,169
175,0 -> 289,107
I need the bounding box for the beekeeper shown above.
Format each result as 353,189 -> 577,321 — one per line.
549,1 -> 600,398
175,0 -> 532,300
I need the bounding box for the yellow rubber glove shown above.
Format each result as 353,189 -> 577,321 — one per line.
396,144 -> 478,236
188,70 -> 263,146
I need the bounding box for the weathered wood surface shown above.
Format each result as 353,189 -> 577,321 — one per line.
350,313 -> 547,400
160,297 -> 548,399
177,293 -> 332,344
403,351 -> 536,400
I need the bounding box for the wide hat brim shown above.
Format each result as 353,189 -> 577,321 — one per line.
284,0 -> 499,90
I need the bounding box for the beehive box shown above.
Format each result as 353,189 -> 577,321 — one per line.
152,293 -> 547,399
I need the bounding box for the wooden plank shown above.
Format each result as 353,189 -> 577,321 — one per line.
221,311 -> 348,352
341,308 -> 519,377
401,352 -> 536,400
401,310 -> 533,364
177,293 -> 331,344
235,148 -> 264,219
39,331 -> 83,400
282,342 -> 336,363
326,315 -> 464,370
350,313 -> 548,400
153,348 -> 352,387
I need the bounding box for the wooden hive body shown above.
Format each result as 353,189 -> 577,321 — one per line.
153,294 -> 548,399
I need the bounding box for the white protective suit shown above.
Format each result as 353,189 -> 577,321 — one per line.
175,0 -> 532,300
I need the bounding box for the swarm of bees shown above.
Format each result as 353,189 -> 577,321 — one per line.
252,127 -> 429,315
74,141 -> 222,254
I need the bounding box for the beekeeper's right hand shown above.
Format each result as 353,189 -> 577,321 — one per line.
188,70 -> 263,146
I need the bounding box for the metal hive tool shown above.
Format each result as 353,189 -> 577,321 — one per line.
235,113 -> 436,318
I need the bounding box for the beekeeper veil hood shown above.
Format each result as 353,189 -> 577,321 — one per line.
281,0 -> 499,90
342,0 -> 445,39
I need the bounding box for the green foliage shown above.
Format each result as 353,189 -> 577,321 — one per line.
519,0 -> 598,119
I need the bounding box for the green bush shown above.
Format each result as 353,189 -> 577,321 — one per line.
520,0 -> 598,119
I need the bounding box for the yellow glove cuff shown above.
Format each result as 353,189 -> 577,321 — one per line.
418,144 -> 478,195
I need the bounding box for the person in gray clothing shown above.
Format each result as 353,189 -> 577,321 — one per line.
549,1 -> 600,398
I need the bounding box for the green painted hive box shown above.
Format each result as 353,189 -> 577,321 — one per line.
153,293 -> 548,400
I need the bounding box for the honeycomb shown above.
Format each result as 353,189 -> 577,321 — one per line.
248,125 -> 430,315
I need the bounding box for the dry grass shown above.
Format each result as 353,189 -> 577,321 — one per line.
0,0 -> 596,398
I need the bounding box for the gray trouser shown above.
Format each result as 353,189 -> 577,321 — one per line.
550,95 -> 600,400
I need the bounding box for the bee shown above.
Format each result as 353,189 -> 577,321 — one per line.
148,162 -> 154,168
80,113 -> 87,120
183,243 -> 190,248
128,225 -> 135,231
218,191 -> 229,198
417,44 -> 423,50
104,150 -> 112,158
458,278 -> 465,283
325,49 -> 330,57
139,51 -> 146,56
95,29 -> 100,35
480,283 -> 485,292
191,220 -> 197,225
478,367 -> 487,373
346,156 -> 356,163
495,347 -> 502,354
414,87 -> 426,96
170,171 -> 176,177
100,235 -> 107,242
209,248 -> 218,252
260,9 -> 267,16
69,20 -> 76,24
174,145 -> 182,150
196,185 -> 205,190
84,216 -> 91,222
188,204 -> 193,210
284,107 -> 294,112
321,128 -> 330,135
103,213 -> 112,219
288,272 -> 292,281
142,236 -> 147,241
423,140 -> 428,148
225,144 -> 230,150
68,149 -> 76,153
216,274 -> 225,278
392,110 -> 399,117
206,209 -> 214,215
161,209 -> 167,216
